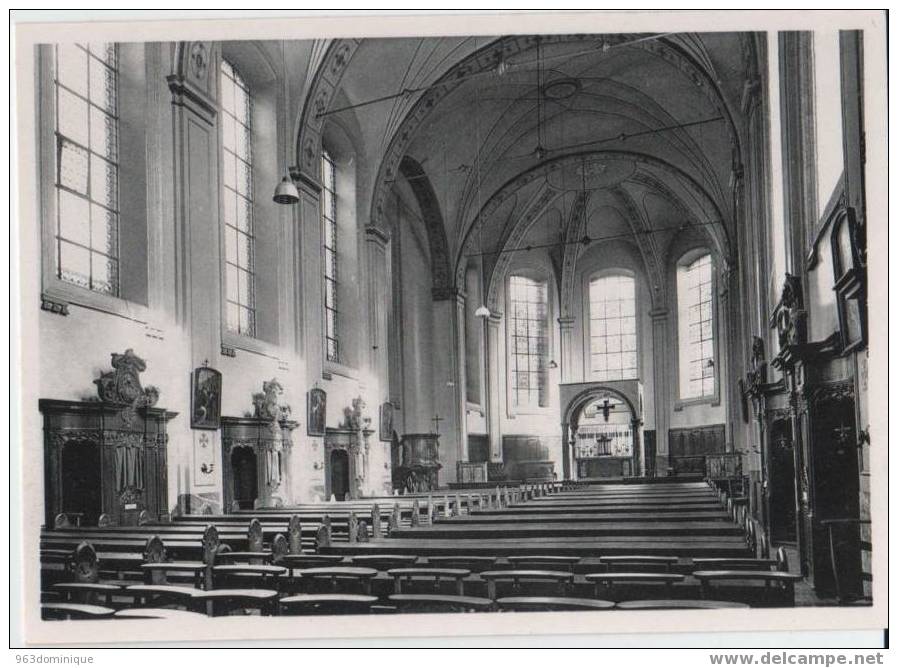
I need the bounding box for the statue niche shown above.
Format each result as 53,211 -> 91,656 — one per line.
40,349 -> 176,527
221,379 -> 297,510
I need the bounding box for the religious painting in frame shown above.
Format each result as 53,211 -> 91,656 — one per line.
307,388 -> 327,436
379,401 -> 394,442
190,366 -> 222,430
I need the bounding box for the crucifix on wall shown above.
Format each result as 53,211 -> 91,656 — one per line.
600,397 -> 617,422
431,414 -> 443,435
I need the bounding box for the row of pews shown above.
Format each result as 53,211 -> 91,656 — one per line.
40,480 -> 803,619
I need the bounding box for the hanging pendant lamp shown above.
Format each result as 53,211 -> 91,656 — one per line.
273,42 -> 299,205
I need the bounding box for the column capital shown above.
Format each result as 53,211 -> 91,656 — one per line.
166,74 -> 217,124
648,307 -> 670,319
557,316 -> 576,327
288,165 -> 322,195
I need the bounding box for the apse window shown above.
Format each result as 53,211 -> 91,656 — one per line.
677,253 -> 715,399
321,150 -> 339,363
220,59 -> 256,337
589,274 -> 637,381
53,43 -> 120,295
508,275 -> 548,408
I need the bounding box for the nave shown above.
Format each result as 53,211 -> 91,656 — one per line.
25,24 -> 874,631
41,480 -> 808,619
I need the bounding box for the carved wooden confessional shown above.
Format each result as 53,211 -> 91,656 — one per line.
40,349 -> 176,527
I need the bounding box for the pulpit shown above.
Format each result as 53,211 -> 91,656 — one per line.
393,433 -> 441,492
39,349 -> 175,527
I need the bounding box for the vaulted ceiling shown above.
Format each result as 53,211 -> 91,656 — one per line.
297,32 -> 757,298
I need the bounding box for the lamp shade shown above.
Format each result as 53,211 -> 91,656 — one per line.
474,304 -> 491,318
273,175 -> 300,204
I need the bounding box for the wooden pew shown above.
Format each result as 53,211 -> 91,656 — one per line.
388,594 -> 494,613
585,572 -> 686,597
387,567 -> 470,595
280,594 -> 379,616
297,567 -> 378,595
496,597 -> 615,612
479,570 -> 574,600
41,602 -> 115,620
692,570 -> 803,605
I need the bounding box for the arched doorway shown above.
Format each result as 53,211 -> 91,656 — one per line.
230,447 -> 258,510
560,382 -> 642,481
329,449 -> 350,501
61,442 -> 102,525
571,391 -> 638,479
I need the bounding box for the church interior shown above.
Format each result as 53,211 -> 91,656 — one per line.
31,29 -> 872,620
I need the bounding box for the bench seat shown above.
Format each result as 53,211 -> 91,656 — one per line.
691,558 -> 777,571
388,594 -> 494,612
496,596 -> 615,611
297,567 -> 379,594
349,554 -> 419,570
125,584 -> 201,607
51,582 -> 124,605
114,607 -> 209,620
598,556 -> 678,572
426,556 -> 498,572
506,556 -> 581,572
692,570 -> 803,604
585,572 -> 685,597
480,570 -> 574,599
191,589 -> 279,616
616,599 -> 750,610
41,602 -> 116,620
279,594 -> 378,615
387,567 -> 471,595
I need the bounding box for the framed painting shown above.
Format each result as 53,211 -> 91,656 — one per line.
379,402 -> 394,442
307,388 -> 326,436
191,366 -> 222,430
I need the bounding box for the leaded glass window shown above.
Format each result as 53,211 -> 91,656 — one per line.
53,43 -> 119,295
508,275 -> 548,408
678,254 -> 715,398
589,274 -> 638,380
220,59 -> 256,337
321,150 -> 339,363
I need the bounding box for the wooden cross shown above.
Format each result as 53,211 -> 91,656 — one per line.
431,414 -> 443,434
600,397 -> 617,422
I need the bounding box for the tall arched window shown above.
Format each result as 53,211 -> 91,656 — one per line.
508,275 -> 548,408
220,59 -> 256,337
53,42 -> 120,295
677,253 -> 715,399
589,274 -> 637,381
321,149 -> 339,363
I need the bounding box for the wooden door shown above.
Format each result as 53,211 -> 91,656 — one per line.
330,449 -> 350,501
231,447 -> 258,510
61,442 -> 102,526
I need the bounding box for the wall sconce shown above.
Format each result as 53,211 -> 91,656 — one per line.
548,359 -> 558,369
313,461 -> 323,470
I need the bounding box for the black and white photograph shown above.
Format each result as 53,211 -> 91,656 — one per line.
10,9 -> 887,649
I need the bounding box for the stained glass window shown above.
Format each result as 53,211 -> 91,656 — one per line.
54,43 -> 119,295
508,275 -> 548,408
220,59 -> 256,337
589,275 -> 637,380
678,254 -> 715,398
321,150 -> 339,363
